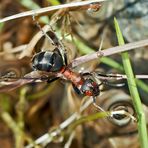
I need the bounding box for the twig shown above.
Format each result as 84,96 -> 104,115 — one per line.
94,73 -> 148,80
25,98 -> 93,148
119,74 -> 148,79
0,45 -> 27,56
64,131 -> 75,148
0,0 -> 107,23
71,38 -> 148,67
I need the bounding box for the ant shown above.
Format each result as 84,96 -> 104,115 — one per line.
31,27 -> 104,110
30,16 -> 127,112
0,16 -> 131,115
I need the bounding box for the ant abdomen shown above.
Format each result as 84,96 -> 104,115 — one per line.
32,50 -> 64,72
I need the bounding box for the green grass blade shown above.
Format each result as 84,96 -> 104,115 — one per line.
69,111 -> 110,131
20,0 -> 40,9
46,0 -> 60,5
114,17 -> 148,148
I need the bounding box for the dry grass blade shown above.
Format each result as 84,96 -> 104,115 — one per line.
0,71 -> 48,92
19,25 -> 51,58
0,0 -> 106,23
72,38 -> 148,67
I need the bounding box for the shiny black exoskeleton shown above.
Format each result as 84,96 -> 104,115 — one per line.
73,78 -> 100,97
32,49 -> 64,72
31,29 -> 101,99
81,79 -> 100,96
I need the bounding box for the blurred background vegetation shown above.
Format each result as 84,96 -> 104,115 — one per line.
0,0 -> 148,147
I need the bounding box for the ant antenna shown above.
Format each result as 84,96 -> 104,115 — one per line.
92,72 -> 125,87
32,14 -> 54,45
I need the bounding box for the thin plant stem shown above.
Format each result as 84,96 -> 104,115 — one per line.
72,38 -> 148,67
47,0 -> 61,5
0,0 -> 105,23
27,81 -> 58,100
1,111 -> 19,134
114,18 -> 148,148
69,111 -> 110,131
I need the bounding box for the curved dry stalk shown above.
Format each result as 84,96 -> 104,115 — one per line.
0,45 -> 27,56
19,25 -> 50,58
111,110 -> 137,122
0,0 -> 106,23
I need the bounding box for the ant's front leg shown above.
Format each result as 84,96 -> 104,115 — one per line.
92,96 -> 105,112
46,77 -> 59,83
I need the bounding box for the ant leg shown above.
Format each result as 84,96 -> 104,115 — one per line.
94,72 -> 125,87
32,14 -> 55,45
47,77 -> 59,83
80,72 -> 93,79
81,72 -> 92,76
32,14 -> 67,66
102,80 -> 125,87
92,96 -> 105,112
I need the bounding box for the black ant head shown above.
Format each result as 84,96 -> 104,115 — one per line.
32,50 -> 64,72
81,78 -> 100,97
